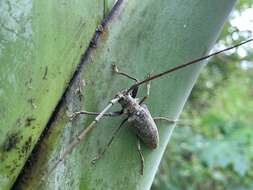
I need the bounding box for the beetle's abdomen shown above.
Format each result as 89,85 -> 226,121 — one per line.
127,105 -> 159,149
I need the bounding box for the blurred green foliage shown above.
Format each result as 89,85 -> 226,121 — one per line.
152,2 -> 253,190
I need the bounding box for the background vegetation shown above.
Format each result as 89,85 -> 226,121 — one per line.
152,1 -> 253,190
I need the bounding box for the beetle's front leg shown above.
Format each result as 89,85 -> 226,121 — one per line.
139,73 -> 151,105
112,64 -> 139,98
67,110 -> 123,120
112,64 -> 139,82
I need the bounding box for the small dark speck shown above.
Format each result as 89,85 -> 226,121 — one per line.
28,98 -> 37,109
16,118 -> 22,126
25,78 -> 32,89
25,117 -> 36,127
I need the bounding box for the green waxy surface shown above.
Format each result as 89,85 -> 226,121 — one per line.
0,0 -> 108,189
1,0 -> 236,189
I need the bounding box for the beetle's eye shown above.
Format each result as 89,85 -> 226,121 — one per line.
131,86 -> 139,98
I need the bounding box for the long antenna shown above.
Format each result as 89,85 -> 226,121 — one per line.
127,38 -> 253,92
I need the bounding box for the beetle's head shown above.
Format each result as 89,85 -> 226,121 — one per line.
118,93 -> 131,106
117,92 -> 139,114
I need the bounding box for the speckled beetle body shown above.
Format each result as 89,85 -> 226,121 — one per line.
118,93 -> 159,149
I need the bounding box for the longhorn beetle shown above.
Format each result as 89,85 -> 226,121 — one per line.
39,38 -> 253,183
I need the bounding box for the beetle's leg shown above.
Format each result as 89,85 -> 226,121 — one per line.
139,73 -> 151,105
67,110 -> 123,120
136,136 -> 144,175
139,82 -> 150,104
91,118 -> 128,164
112,64 -> 139,82
153,117 -> 191,127
153,117 -> 177,123
111,64 -> 139,98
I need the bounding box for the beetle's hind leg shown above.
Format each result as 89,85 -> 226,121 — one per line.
136,136 -> 144,175
91,118 -> 128,164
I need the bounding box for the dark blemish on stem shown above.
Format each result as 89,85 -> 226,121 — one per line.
2,132 -> 20,152
89,25 -> 104,48
21,136 -> 32,155
25,117 -> 36,127
43,66 -> 48,80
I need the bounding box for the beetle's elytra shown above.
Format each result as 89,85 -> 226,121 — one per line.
118,93 -> 159,149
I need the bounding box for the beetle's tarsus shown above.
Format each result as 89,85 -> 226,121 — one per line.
137,136 -> 144,175
153,117 -> 177,123
112,64 -> 139,82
